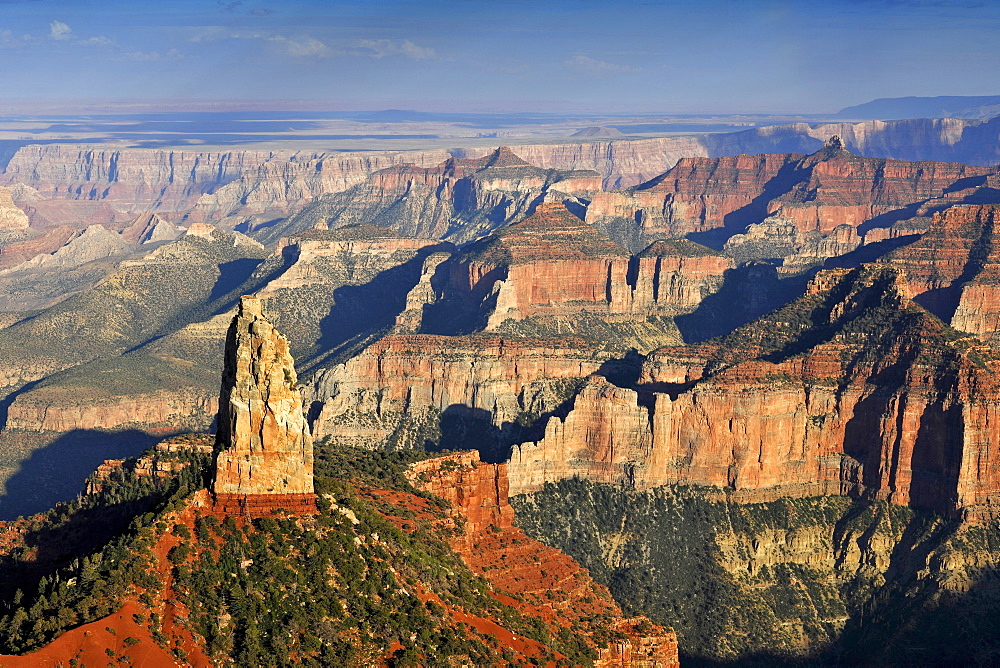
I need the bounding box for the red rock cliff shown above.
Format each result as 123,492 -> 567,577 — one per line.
407,452 -> 680,667
509,265 -> 1000,520
310,333 -> 608,450
586,137 -> 994,248
436,202 -> 731,329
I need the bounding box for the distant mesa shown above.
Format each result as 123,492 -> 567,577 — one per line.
212,295 -> 316,515
571,126 -> 626,138
836,94 -> 1000,120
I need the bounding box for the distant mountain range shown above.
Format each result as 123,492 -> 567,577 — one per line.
838,95 -> 1000,120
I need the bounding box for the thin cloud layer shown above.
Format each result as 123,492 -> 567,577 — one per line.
0,0 -> 998,113
355,39 -> 436,60
565,55 -> 640,78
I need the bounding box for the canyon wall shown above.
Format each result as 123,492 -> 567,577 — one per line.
5,388 -> 217,433
883,203 -> 1000,335
310,333 -> 608,451
0,145 -> 452,224
706,116 -> 1000,166
508,264 -> 1000,520
264,147 -> 603,244
436,202 -> 731,327
3,117 -> 999,235
587,138 -> 996,248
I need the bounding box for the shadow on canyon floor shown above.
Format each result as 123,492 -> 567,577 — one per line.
680,566 -> 1000,667
674,264 -> 809,343
0,429 -> 165,521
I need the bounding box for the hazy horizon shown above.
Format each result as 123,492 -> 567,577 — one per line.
1,0 -> 999,115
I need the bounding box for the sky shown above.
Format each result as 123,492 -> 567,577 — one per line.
0,0 -> 998,114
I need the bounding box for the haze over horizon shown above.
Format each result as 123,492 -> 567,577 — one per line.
1,0 -> 999,115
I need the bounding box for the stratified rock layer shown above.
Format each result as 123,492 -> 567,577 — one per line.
509,264 -> 1000,520
310,333 -> 608,452
0,185 -> 29,231
270,147 -> 602,245
884,203 -> 1000,336
587,138 -> 999,260
213,296 -> 315,512
434,202 -> 730,327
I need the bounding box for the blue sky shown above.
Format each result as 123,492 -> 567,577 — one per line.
0,0 -> 998,113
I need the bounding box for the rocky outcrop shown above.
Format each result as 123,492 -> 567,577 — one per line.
407,451 -> 516,542
265,147 -> 603,245
456,202 -> 634,327
431,202 -> 730,330
634,239 -> 734,310
310,333 -> 609,452
508,264 -> 1000,520
5,387 -> 217,433
407,452 -> 680,667
587,138 -> 998,262
212,296 -> 315,511
883,204 -> 1000,336
0,186 -> 28,231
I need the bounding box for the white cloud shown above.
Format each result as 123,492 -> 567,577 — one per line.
48,20 -> 73,41
184,28 -> 435,61
268,35 -> 332,58
356,39 -> 436,60
0,29 -> 28,48
79,35 -> 115,47
565,55 -> 640,78
116,48 -> 184,62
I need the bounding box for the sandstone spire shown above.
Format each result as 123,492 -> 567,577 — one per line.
212,295 -> 314,501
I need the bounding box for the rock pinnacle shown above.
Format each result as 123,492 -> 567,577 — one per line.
212,295 -> 314,497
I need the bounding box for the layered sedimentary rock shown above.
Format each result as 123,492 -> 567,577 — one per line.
5,388 -> 217,433
267,147 -> 602,245
705,116 -> 1000,166
212,296 -> 315,512
262,225 -> 445,298
0,226 -> 76,270
187,149 -> 453,226
0,145 -> 455,228
460,135 -> 709,189
407,452 -> 680,667
4,117 -> 999,235
587,137 -> 998,262
255,224 -> 451,364
0,186 -> 29,231
509,264 -> 1000,520
633,239 -> 734,310
883,203 -> 1000,336
435,202 -> 730,328
310,333 -> 609,451
307,205 -> 732,451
